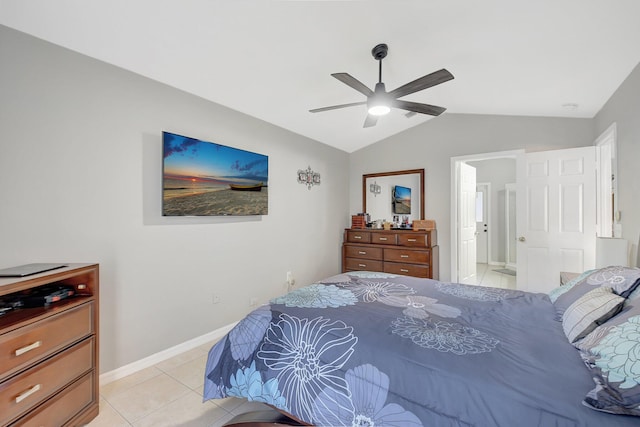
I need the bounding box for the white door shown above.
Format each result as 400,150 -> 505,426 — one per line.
504,183 -> 517,270
476,184 -> 489,264
458,162 -> 477,283
517,147 -> 596,293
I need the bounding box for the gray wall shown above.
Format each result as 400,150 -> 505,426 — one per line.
595,62 -> 640,267
0,25 -> 349,373
349,114 -> 594,281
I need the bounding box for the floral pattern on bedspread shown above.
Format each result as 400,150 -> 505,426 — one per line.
203,273 -> 508,425
391,316 -> 499,355
435,282 -> 508,302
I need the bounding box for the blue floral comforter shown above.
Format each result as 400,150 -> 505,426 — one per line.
203,272 -> 638,426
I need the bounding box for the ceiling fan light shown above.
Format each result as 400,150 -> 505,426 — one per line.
368,104 -> 391,116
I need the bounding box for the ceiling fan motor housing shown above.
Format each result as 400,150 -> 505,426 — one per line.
371,43 -> 388,60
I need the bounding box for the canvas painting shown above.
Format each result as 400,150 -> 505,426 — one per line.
162,132 -> 268,216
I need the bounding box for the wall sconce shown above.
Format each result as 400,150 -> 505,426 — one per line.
298,166 -> 321,190
369,181 -> 381,196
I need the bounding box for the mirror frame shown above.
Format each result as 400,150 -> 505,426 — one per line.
362,168 -> 425,220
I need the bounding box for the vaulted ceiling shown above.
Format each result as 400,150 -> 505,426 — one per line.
2,0 -> 640,152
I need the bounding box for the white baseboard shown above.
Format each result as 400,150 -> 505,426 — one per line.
99,321 -> 238,386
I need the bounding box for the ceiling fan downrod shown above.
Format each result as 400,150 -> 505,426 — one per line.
372,43 -> 388,84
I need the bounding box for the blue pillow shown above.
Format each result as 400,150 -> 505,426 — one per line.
578,297 -> 640,416
553,266 -> 640,320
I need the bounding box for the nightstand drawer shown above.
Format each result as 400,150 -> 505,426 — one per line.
0,303 -> 93,381
345,246 -> 383,260
384,262 -> 430,278
384,248 -> 430,264
16,372 -> 95,427
345,258 -> 383,272
0,337 -> 93,426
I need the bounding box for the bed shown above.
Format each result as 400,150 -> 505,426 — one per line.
203,269 -> 640,426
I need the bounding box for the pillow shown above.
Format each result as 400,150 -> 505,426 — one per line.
577,298 -> 640,416
553,266 -> 640,320
624,284 -> 640,307
548,269 -> 595,303
562,287 -> 624,343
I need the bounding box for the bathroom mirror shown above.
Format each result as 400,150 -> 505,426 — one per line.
363,169 -> 424,223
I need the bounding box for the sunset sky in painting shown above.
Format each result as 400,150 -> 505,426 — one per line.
163,132 -> 268,183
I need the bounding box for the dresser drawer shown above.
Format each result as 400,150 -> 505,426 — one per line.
371,233 -> 396,245
0,303 -> 93,381
0,337 -> 94,426
15,372 -> 95,427
346,231 -> 371,243
384,262 -> 430,278
398,233 -> 429,247
345,258 -> 383,272
345,246 -> 383,260
384,248 -> 430,264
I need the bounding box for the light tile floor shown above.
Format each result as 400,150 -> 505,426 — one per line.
87,267 -> 514,426
86,341 -> 270,427
465,263 -> 517,289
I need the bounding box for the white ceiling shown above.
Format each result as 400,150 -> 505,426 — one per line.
2,0 -> 640,153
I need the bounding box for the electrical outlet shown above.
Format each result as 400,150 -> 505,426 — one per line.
286,271 -> 295,289
212,294 -> 221,304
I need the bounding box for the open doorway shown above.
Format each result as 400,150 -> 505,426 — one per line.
450,150 -> 523,287
454,146 -> 607,292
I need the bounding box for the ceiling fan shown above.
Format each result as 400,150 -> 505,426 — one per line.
310,43 -> 454,128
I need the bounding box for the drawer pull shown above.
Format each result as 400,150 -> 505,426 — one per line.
15,340 -> 42,356
407,238 -> 417,242
358,251 -> 367,255
400,269 -> 409,273
15,384 -> 41,404
379,237 -> 388,241
400,255 -> 409,258
358,264 -> 367,267
354,236 -> 362,239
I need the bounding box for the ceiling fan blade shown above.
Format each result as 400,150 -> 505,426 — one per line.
363,114 -> 378,128
388,68 -> 454,99
332,73 -> 374,97
393,100 -> 446,116
309,101 -> 367,113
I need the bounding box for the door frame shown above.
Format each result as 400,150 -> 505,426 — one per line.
475,182 -> 491,264
504,183 -> 517,270
450,149 -> 525,283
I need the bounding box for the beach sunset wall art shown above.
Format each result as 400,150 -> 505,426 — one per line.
162,131 -> 268,216
392,185 -> 411,214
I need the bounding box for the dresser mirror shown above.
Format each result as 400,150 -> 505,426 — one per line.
363,169 -> 424,224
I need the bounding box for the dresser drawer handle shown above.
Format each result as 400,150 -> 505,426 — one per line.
407,238 -> 417,242
378,237 -> 388,241
400,269 -> 409,273
358,251 -> 367,255
15,341 -> 42,357
400,255 -> 409,258
358,264 -> 367,267
354,236 -> 362,239
15,384 -> 41,404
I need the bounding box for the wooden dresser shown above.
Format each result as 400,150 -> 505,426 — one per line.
0,264 -> 99,426
342,229 -> 439,279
